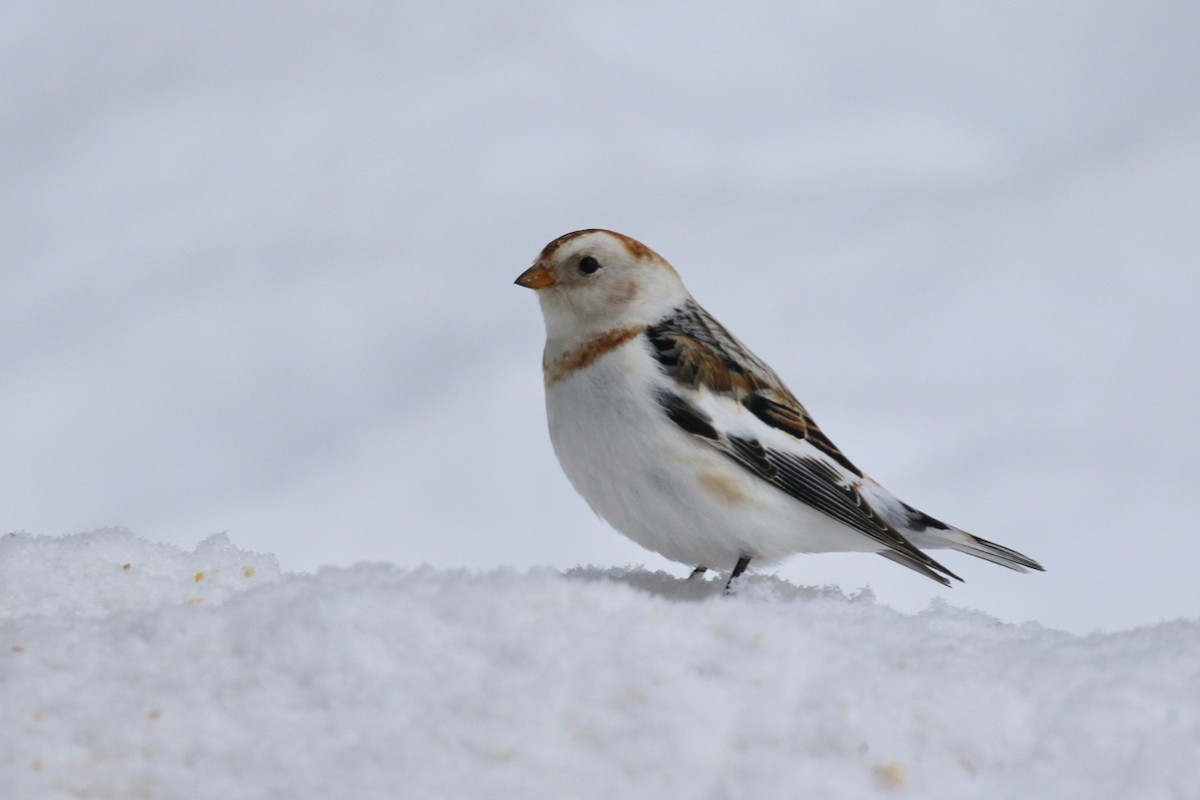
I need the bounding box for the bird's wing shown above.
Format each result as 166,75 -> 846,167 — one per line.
645,300 -> 862,475
645,301 -> 960,585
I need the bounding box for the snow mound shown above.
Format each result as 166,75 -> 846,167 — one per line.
1,531 -> 1196,799
0,529 -> 280,619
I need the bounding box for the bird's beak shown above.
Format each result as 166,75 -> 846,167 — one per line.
515,263 -> 556,290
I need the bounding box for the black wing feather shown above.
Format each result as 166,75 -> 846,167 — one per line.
653,385 -> 961,585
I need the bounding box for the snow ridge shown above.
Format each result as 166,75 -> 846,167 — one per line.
1,530 -> 1195,799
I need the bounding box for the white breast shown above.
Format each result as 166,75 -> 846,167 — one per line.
544,338 -> 877,569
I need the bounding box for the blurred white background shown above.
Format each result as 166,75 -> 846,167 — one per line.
4,1 -> 1199,633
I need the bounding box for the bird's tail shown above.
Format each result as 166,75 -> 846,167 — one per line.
943,531 -> 1044,573
899,502 -> 1044,574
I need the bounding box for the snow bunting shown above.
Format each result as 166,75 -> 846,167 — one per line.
516,229 -> 1043,590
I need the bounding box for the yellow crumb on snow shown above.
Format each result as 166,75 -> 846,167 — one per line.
874,761 -> 906,789
194,571 -> 204,583
242,566 -> 256,577
186,597 -> 204,605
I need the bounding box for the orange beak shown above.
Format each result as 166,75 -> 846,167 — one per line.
514,263 -> 556,289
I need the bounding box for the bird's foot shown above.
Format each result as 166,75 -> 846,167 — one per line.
722,556 -> 752,595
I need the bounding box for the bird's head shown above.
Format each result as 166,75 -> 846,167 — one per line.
515,229 -> 688,344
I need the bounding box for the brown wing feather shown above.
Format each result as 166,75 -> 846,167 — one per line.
645,300 -> 863,476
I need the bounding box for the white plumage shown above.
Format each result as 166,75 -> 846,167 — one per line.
517,229 -> 1043,589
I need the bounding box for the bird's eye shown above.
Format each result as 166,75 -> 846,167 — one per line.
578,256 -> 602,274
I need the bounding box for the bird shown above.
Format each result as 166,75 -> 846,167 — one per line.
515,229 -> 1043,591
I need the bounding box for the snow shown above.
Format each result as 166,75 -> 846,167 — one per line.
3,530 -> 1197,799
3,2 -> 1200,793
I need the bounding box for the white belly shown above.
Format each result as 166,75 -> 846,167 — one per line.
545,342 -> 875,569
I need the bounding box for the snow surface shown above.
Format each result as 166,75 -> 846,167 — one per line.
2,530 -> 1197,799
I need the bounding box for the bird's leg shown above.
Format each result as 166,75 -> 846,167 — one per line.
687,566 -> 708,580
723,556 -> 751,594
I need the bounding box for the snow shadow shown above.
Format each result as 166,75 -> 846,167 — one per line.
561,566 -> 852,604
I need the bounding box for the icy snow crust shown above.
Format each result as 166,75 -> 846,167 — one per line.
2,531 -> 1195,799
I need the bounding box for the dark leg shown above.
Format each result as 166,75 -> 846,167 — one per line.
723,556 -> 751,594
687,566 -> 708,580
